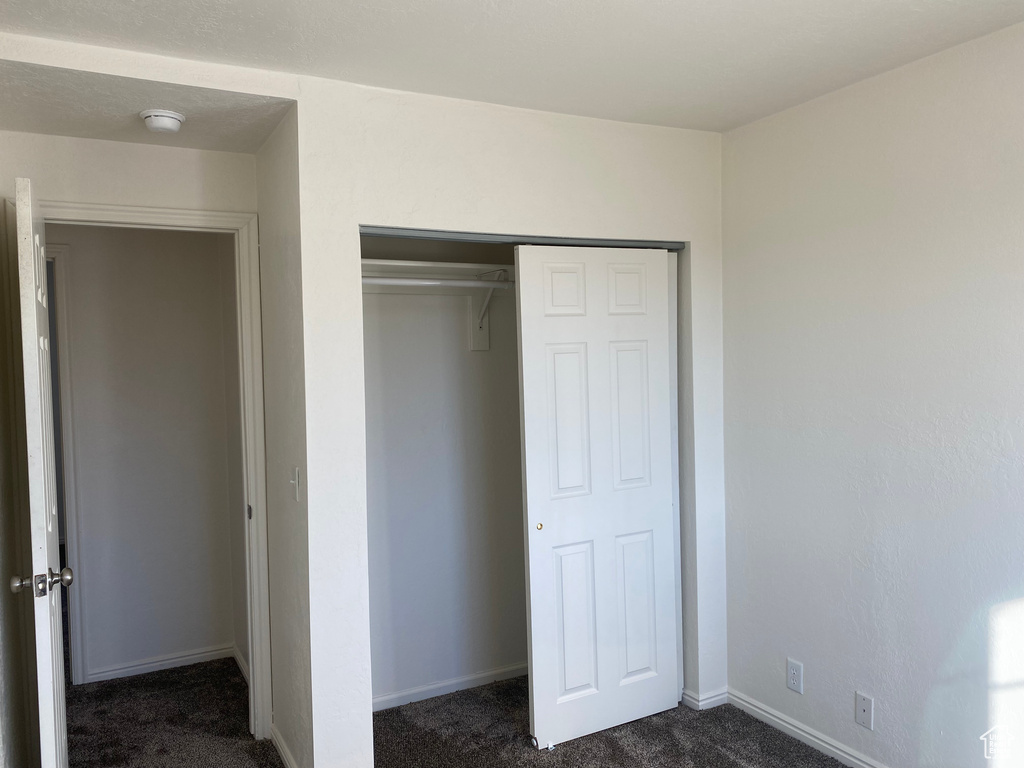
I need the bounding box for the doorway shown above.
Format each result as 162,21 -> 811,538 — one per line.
46,225 -> 247,686
6,195 -> 275,767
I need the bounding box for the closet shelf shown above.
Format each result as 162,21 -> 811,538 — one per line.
363,276 -> 512,289
361,259 -> 515,294
361,259 -> 514,351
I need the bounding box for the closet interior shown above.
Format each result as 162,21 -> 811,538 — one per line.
361,235 -> 529,711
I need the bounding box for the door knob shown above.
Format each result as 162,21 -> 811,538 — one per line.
48,567 -> 73,590
10,575 -> 32,594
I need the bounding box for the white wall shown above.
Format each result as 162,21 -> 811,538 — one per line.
723,22 -> 1024,768
363,290 -> 526,704
47,224 -> 244,681
255,105 -> 313,768
295,78 -> 725,766
0,129 -> 256,211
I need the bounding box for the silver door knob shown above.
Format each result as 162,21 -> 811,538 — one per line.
48,567 -> 73,590
10,575 -> 32,594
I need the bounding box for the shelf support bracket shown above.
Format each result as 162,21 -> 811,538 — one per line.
469,270 -> 507,351
470,291 -> 491,351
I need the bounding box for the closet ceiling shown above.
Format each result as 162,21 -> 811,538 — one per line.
3,0 -> 1023,131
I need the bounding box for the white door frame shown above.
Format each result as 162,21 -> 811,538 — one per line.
37,201 -> 273,739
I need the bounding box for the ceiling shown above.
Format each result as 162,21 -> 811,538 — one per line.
0,60 -> 293,152
1,1 -> 1023,131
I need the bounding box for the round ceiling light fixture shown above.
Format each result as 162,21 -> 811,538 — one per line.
140,109 -> 185,133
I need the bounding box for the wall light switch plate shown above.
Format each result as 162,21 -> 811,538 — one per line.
855,692 -> 874,730
787,658 -> 803,694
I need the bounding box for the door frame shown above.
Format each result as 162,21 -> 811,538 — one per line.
359,229 -> 686,703
36,201 -> 273,739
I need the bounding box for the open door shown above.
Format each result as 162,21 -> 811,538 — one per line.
516,245 -> 678,748
6,178 -> 70,768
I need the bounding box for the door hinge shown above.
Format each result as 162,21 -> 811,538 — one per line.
247,504 -> 253,520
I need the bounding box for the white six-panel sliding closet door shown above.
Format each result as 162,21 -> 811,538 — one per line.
516,246 -> 678,748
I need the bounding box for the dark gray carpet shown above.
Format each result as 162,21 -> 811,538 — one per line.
66,658 -> 284,768
374,676 -> 844,768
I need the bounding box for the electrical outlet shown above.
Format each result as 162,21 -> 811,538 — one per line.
855,692 -> 874,730
787,658 -> 803,694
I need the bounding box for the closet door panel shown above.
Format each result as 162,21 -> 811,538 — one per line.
553,541 -> 598,700
609,340 -> 651,490
545,342 -> 591,498
517,245 -> 678,749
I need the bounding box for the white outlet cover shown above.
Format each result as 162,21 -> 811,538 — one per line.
787,658 -> 804,694
855,692 -> 874,730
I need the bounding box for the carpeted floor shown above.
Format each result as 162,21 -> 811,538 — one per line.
66,658 -> 284,768
374,676 -> 844,768
67,661 -> 843,768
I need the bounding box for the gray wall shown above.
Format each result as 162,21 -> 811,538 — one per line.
363,290 -> 526,702
47,223 -> 247,681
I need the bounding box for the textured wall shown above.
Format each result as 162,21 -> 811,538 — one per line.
0,129 -> 256,211
723,23 -> 1024,768
255,105 -> 313,768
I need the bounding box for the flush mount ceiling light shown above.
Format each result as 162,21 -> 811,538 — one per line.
140,109 -> 185,133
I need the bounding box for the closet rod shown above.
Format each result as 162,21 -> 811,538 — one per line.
362,276 -> 514,289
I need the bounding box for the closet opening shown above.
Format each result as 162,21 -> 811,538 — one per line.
362,230 -> 688,763
362,235 -> 526,716
36,219 -> 272,764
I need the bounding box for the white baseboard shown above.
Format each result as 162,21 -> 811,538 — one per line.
271,724 -> 301,768
233,645 -> 250,684
85,644 -> 235,683
373,662 -> 528,712
728,689 -> 889,768
681,686 -> 729,710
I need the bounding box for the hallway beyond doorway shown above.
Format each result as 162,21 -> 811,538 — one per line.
66,659 -> 281,768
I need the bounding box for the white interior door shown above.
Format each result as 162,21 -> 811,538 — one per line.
516,245 -> 678,748
8,178 -> 69,768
